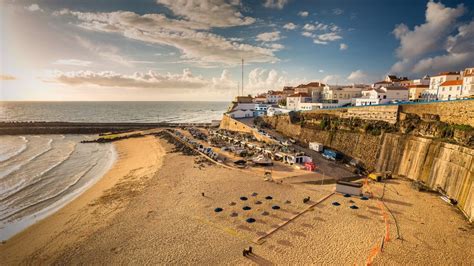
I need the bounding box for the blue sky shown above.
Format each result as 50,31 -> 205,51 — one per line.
1,0 -> 473,101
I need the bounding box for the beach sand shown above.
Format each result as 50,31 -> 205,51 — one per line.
0,136 -> 164,264
1,134 -> 472,264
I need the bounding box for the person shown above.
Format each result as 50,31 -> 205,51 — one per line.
248,246 -> 253,254
201,192 -> 205,197
242,249 -> 248,257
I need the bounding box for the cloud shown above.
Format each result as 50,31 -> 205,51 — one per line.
347,70 -> 367,83
58,10 -> 278,65
256,31 -> 281,42
301,21 -> 342,45
156,0 -> 255,28
303,24 -> 316,31
283,22 -> 297,30
390,2 -> 472,74
318,32 -> 342,42
75,36 -> 132,66
318,69 -> 324,73
298,11 -> 309,17
48,69 -> 210,89
0,74 -> 16,81
322,75 -> 342,84
247,68 -> 304,93
263,0 -> 288,9
53,59 -> 92,67
26,4 -> 43,12
339,43 -> 348,50
332,8 -> 344,15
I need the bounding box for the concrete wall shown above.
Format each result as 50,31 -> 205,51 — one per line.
377,133 -> 474,222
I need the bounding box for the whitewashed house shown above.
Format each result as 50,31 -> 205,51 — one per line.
228,109 -> 254,119
355,86 -> 408,106
426,71 -> 461,100
462,67 -> 474,97
286,92 -> 312,111
438,80 -> 464,100
266,91 -> 286,104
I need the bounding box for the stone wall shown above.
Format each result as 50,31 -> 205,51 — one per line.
303,99 -> 474,126
400,100 -> 474,127
341,105 -> 399,124
219,114 -> 253,133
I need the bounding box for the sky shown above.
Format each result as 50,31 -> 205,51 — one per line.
1,0 -> 473,101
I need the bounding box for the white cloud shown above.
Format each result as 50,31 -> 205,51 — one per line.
298,11 -> 309,17
303,24 -> 316,31
347,70 -> 367,83
283,22 -> 297,30
58,10 -> 278,65
75,37 -> 132,66
26,4 -> 43,12
266,43 -> 285,51
301,21 -> 342,45
53,59 -> 92,67
313,39 -> 328,45
322,75 -> 341,84
48,69 -> 212,89
318,32 -> 342,41
339,43 -> 348,50
256,31 -> 281,42
156,0 -> 255,28
263,0 -> 288,9
332,8 -> 344,15
390,2 -> 470,74
46,67 -> 303,95
247,68 -> 304,93
318,69 -> 324,73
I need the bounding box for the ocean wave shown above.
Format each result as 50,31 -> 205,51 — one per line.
0,138 -> 53,180
0,136 -> 29,163
0,142 -> 76,201
0,158 -> 98,221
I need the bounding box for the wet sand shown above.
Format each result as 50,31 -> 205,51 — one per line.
0,136 -> 164,264
1,135 -> 472,265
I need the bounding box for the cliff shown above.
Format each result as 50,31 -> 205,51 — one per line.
259,100 -> 474,221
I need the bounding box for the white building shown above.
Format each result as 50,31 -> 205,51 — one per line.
254,104 -> 270,116
298,102 -> 342,111
266,91 -> 286,104
355,86 -> 409,106
253,95 -> 267,103
286,92 -> 312,111
321,85 -> 364,103
228,109 -> 254,119
462,67 -> 474,97
267,107 -> 291,117
428,71 -> 461,100
407,85 -> 429,101
438,80 -> 463,100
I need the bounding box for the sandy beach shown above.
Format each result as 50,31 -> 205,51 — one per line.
0,136 -> 164,264
1,134 -> 472,265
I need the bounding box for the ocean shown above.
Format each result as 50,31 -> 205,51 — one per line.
0,101 -> 229,123
0,101 -> 228,240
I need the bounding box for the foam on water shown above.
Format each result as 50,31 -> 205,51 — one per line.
0,135 -> 116,241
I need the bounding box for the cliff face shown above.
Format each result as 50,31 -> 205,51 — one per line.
261,103 -> 474,221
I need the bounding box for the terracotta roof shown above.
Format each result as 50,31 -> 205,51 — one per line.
373,81 -> 392,84
296,82 -> 325,88
440,80 -> 463,86
432,71 -> 460,77
288,92 -> 311,97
